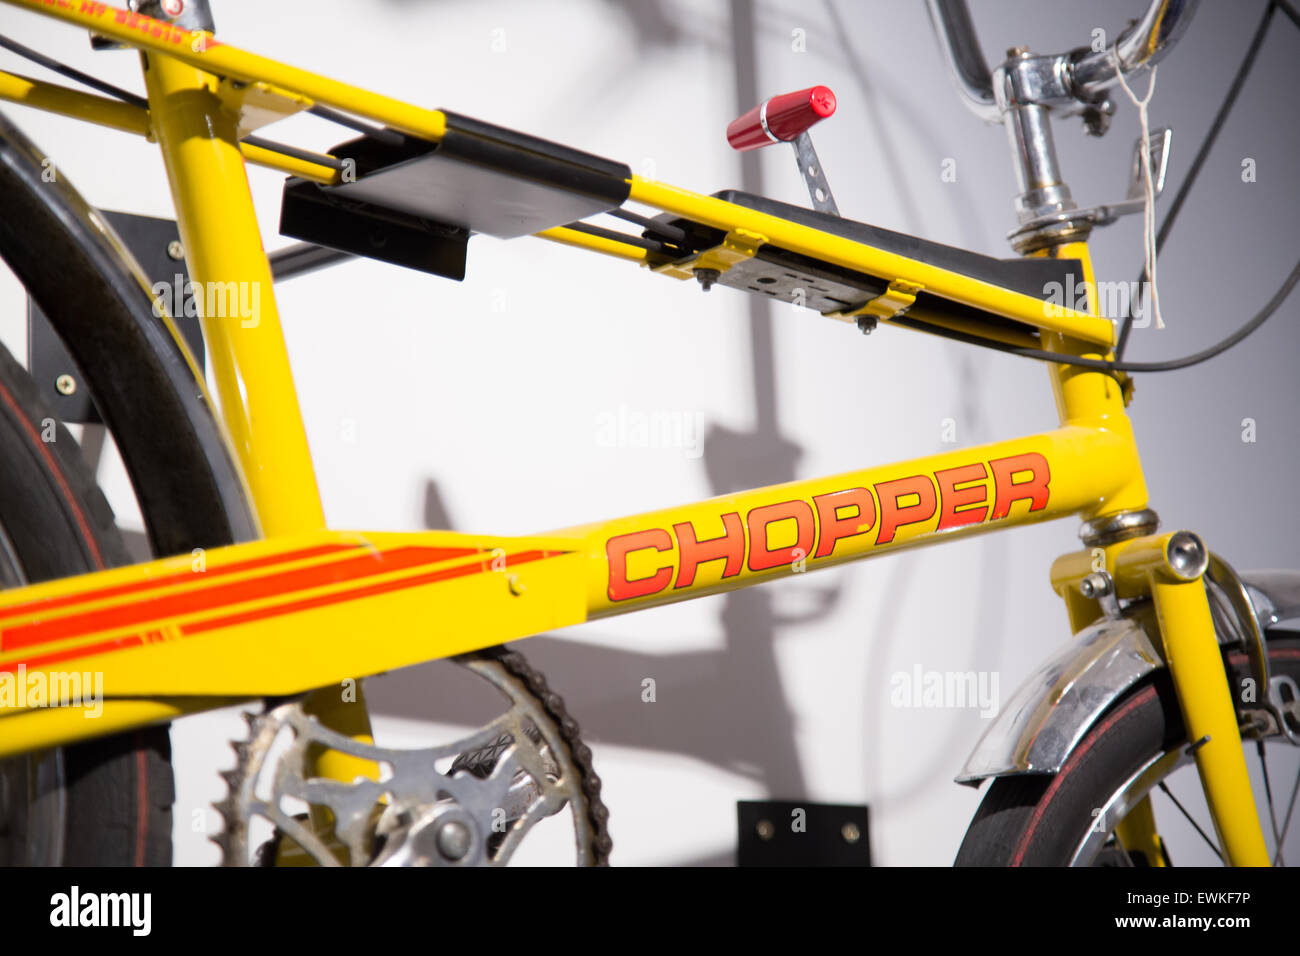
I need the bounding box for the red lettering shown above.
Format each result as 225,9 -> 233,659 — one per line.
674,513 -> 745,588
874,475 -> 937,545
607,529 -> 673,601
813,488 -> 876,558
989,452 -> 1051,520
747,501 -> 815,571
935,463 -> 989,531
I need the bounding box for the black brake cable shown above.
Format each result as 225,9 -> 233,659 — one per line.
1063,257 -> 1297,373
306,104 -> 404,147
0,27 -> 423,155
0,32 -> 343,171
1106,257 -> 1300,371
1276,0 -> 1300,30
605,207 -> 690,246
894,254 -> 1300,375
1115,0 -> 1280,359
561,220 -> 678,255
242,134 -> 343,171
0,32 -> 147,108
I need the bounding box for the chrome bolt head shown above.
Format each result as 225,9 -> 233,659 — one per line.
54,374 -> 76,396
1166,531 -> 1208,581
434,820 -> 472,861
1079,572 -> 1111,599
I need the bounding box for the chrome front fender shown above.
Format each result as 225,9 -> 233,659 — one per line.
1244,570 -> 1300,630
956,614 -> 1164,784
957,569 -> 1300,785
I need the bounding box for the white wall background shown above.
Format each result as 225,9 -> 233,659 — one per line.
0,0 -> 1295,865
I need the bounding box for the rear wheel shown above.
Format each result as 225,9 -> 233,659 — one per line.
956,634 -> 1300,866
0,340 -> 173,865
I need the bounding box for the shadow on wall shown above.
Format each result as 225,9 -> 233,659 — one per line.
365,2 -> 837,870
365,473 -> 841,853
360,0 -> 1013,865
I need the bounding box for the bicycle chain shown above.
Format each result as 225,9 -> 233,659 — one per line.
458,644 -> 613,865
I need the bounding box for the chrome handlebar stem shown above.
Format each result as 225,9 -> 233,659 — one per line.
927,0 -> 1199,120
925,0 -> 1199,247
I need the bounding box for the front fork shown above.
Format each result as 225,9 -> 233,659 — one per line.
1036,234 -> 1269,865
1054,531 -> 1271,866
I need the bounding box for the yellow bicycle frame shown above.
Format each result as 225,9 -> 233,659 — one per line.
0,0 -> 1270,865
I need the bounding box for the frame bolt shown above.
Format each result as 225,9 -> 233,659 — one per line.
841,822 -> 862,844
856,315 -> 878,335
755,819 -> 775,840
507,574 -> 526,596
1166,531 -> 1208,580
694,268 -> 721,291
1081,99 -> 1114,137
435,820 -> 472,861
1079,572 -> 1112,600
1006,45 -> 1030,58
167,240 -> 185,261
54,374 -> 76,396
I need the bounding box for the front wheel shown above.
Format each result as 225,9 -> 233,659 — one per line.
956,633 -> 1300,866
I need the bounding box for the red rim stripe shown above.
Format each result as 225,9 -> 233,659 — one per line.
0,379 -> 103,570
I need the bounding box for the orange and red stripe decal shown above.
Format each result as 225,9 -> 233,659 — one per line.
0,544 -> 568,675
181,550 -> 561,635
0,541 -> 360,625
3,545 -> 477,651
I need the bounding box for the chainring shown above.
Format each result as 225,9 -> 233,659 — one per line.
212,645 -> 611,866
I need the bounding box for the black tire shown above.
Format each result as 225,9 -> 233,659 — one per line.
0,340 -> 173,866
956,634 -> 1300,866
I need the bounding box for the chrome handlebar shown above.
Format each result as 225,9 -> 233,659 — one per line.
927,0 -> 999,120
926,0 -> 1200,124
1070,0 -> 1200,100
